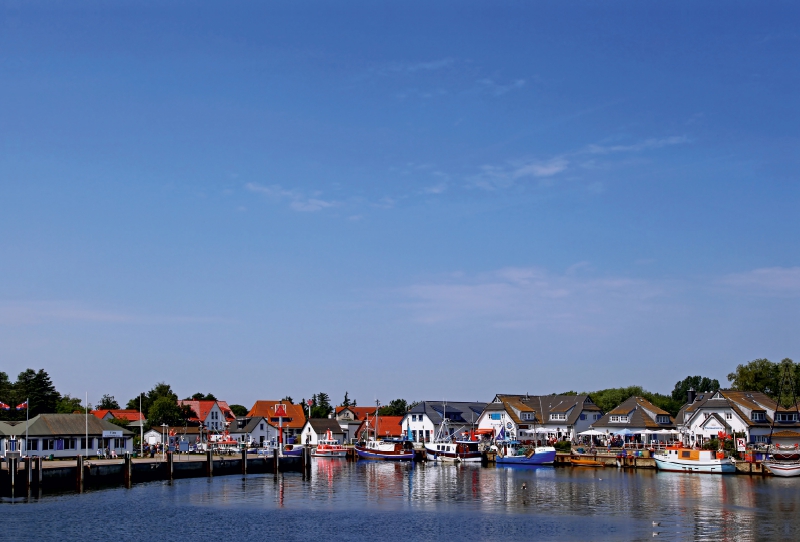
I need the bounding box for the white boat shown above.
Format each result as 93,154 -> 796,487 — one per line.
312,430 -> 347,458
654,445 -> 735,474
424,414 -> 482,463
762,460 -> 800,477
492,441 -> 556,466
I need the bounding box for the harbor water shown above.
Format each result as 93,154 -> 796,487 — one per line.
3,459 -> 799,541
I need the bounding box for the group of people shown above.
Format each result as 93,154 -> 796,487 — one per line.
96,447 -> 118,459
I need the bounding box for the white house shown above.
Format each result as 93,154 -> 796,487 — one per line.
300,419 -> 346,445
177,400 -> 235,432
401,401 -> 486,443
675,390 -> 800,446
476,394 -> 603,442
228,417 -> 272,446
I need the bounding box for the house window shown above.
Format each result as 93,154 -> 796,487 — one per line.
752,412 -> 766,422
595,414 -> 601,420
522,413 -> 534,421
260,424 -> 264,431
490,413 -> 501,420
656,415 -> 670,424
26,439 -> 38,451
752,435 -> 768,443
412,415 -> 417,422
610,416 -> 629,423
725,413 -> 732,420
550,413 -> 566,421
704,413 -> 710,419
580,414 -> 586,421
777,413 -> 798,422
63,438 -> 76,450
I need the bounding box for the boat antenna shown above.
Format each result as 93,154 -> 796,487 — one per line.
767,360 -> 800,458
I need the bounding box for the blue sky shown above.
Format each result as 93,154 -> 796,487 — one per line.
2,1 -> 799,408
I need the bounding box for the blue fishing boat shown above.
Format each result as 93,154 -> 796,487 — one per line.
493,440 -> 556,465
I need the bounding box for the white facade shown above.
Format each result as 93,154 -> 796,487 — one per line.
229,417 -> 272,446
402,412 -> 437,442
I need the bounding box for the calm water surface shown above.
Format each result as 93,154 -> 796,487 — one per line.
3,459 -> 799,541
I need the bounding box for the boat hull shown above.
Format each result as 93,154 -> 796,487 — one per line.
496,448 -> 556,466
282,445 -> 304,457
425,450 -> 482,463
654,455 -> 735,474
763,461 -> 800,477
312,448 -> 347,458
355,445 -> 414,461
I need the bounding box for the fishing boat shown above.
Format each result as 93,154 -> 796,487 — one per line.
426,439 -> 482,463
760,363 -> 800,477
493,440 -> 556,465
653,445 -> 735,474
282,443 -> 304,457
354,401 -> 414,461
424,412 -> 482,463
312,430 -> 347,458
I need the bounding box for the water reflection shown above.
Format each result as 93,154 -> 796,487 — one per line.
5,459 -> 800,540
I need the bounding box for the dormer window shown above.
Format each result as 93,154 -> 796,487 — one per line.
549,413 -> 566,421
751,412 -> 766,422
777,413 -> 798,422
656,415 -> 670,424
522,413 -> 534,421
610,415 -> 629,423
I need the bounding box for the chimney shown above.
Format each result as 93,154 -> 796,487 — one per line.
687,388 -> 696,404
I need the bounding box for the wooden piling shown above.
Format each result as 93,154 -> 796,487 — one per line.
167,452 -> 174,481
206,449 -> 213,477
37,456 -> 43,486
25,456 -> 32,491
273,448 -> 279,476
9,457 -> 17,497
241,448 -> 247,476
124,453 -> 132,488
76,455 -> 84,493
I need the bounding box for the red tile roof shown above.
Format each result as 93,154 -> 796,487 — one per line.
177,400 -> 234,423
91,409 -> 145,422
355,415 -> 405,439
247,400 -> 307,429
335,406 -> 378,420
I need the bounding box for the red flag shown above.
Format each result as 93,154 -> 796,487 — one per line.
16,401 -> 28,410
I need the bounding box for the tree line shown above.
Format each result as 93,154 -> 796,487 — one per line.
1,357 -> 795,426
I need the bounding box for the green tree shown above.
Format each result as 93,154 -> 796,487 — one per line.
671,376 -> 721,402
189,392 -> 216,401
379,398 -> 408,416
727,358 -> 781,397
15,369 -> 60,416
56,394 -> 87,414
148,396 -> 184,426
310,392 -> 332,418
126,382 -> 178,419
281,396 -> 294,404
229,404 -> 248,417
340,392 -> 351,408
98,394 -> 120,409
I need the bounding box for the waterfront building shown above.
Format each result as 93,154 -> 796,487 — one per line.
228,416 -> 272,446
0,414 -> 133,458
401,401 -> 486,443
177,399 -> 235,432
591,396 -> 675,443
143,425 -> 202,447
476,394 -> 603,442
300,418 -> 346,445
247,400 -> 306,443
675,389 -> 800,447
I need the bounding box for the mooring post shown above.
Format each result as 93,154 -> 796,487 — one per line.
36,456 -> 43,487
124,453 -> 132,488
76,455 -> 84,493
9,457 -> 16,498
241,447 -> 247,476
167,451 -> 174,481
206,449 -> 213,477
273,448 -> 278,477
25,456 -> 32,491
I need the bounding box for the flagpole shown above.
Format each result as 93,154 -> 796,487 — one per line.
26,397 -> 29,456
85,392 -> 88,457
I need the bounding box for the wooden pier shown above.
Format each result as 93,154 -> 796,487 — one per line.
0,448 -> 311,499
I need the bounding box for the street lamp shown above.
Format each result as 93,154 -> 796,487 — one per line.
161,424 -> 169,460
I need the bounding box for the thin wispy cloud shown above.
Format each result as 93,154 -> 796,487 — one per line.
720,267 -> 800,296
477,78 -> 526,96
381,58 -> 455,75
0,301 -> 225,326
401,266 -> 665,331
586,136 -> 689,154
245,182 -> 338,213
